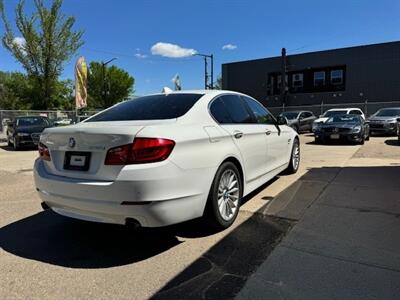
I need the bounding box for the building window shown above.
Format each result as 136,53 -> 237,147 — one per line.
292,73 -> 303,87
331,70 -> 343,85
314,71 -> 325,87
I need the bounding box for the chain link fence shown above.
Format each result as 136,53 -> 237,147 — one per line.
267,100 -> 400,118
0,110 -> 99,137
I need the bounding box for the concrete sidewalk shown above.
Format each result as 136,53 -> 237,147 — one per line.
237,141 -> 400,299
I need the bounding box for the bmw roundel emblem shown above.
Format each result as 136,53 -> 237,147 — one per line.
69,137 -> 76,148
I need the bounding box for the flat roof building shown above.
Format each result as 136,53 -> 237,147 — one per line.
222,41 -> 400,112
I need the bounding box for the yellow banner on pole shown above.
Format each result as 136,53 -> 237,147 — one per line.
75,56 -> 88,109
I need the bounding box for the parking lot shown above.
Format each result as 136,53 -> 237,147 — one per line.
1,134 -> 400,299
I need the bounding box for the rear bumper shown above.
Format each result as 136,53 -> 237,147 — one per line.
34,159 -> 216,227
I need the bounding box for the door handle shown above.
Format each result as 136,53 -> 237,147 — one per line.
233,131 -> 243,139
265,130 -> 272,136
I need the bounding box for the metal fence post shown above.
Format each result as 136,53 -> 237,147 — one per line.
320,101 -> 324,116
364,99 -> 368,116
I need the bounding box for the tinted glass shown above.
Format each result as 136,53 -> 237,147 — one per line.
281,112 -> 299,120
304,112 -> 313,118
210,97 -> 232,124
375,109 -> 400,117
327,115 -> 360,123
87,93 -> 203,122
17,117 -> 48,126
242,96 -> 275,124
220,95 -> 254,124
350,110 -> 362,115
323,110 -> 347,118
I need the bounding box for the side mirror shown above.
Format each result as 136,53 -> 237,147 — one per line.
277,116 -> 288,125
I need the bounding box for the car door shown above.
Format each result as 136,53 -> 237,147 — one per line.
210,95 -> 268,183
298,112 -> 309,132
301,112 -> 316,131
241,96 -> 291,171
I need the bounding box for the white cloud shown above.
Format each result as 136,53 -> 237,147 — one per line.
135,53 -> 147,59
151,42 -> 197,58
222,44 -> 237,50
13,37 -> 26,48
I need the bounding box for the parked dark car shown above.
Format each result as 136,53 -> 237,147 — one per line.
368,107 -> 400,135
6,116 -> 52,150
278,110 -> 316,133
397,118 -> 400,142
314,114 -> 370,144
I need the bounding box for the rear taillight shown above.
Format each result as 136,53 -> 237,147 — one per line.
104,138 -> 175,165
38,143 -> 51,161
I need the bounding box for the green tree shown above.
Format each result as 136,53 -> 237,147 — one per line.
0,0 -> 83,109
214,75 -> 222,90
87,62 -> 135,109
0,71 -> 33,109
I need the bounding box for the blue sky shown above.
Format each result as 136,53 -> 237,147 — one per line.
1,0 -> 400,95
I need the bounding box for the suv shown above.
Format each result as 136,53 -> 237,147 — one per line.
368,107 -> 400,136
7,116 -> 51,150
312,108 -> 365,133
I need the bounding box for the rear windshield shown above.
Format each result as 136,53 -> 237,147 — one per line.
17,117 -> 48,126
87,93 -> 204,122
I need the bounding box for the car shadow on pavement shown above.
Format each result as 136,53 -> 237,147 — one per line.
385,139 -> 400,146
0,210 -> 182,268
0,144 -> 37,151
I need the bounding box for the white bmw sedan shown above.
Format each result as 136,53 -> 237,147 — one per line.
34,90 -> 300,229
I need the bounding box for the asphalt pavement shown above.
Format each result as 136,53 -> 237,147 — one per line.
0,135 -> 399,299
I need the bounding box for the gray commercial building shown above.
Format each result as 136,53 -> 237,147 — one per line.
222,41 -> 400,112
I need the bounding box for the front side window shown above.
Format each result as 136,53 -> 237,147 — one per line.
314,71 -> 325,87
292,73 -> 303,87
331,70 -> 343,85
242,96 -> 276,125
87,93 -> 204,122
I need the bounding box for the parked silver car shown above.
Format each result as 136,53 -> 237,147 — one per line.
368,107 -> 400,135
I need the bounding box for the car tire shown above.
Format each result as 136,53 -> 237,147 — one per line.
205,161 -> 242,229
365,131 -> 370,141
315,137 -> 323,144
285,138 -> 300,174
359,135 -> 365,145
7,137 -> 12,147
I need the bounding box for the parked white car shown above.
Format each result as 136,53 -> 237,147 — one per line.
34,90 -> 300,229
312,108 -> 365,132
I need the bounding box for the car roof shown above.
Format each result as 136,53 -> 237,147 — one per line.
327,108 -> 361,111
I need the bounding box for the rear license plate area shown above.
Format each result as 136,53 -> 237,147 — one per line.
64,151 -> 91,171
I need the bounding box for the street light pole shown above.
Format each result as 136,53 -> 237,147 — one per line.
194,53 -> 214,89
102,57 -> 117,107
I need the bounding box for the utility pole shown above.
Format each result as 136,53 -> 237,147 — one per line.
281,47 -> 287,105
194,53 -> 214,89
102,57 -> 117,107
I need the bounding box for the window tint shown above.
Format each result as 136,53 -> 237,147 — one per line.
303,112 -> 313,118
218,95 -> 255,124
87,93 -> 203,122
242,96 -> 276,125
17,117 -> 48,126
210,97 -> 232,124
350,110 -> 363,115
314,71 -> 325,86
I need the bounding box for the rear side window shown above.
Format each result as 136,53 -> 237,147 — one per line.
210,98 -> 232,124
87,93 -> 204,122
219,95 -> 254,124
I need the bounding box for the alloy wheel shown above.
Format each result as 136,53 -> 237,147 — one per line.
217,169 -> 239,221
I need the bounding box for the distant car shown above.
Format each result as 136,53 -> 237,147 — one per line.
368,107 -> 400,136
312,108 -> 365,133
314,114 -> 369,144
278,111 -> 316,133
34,90 -> 300,229
54,118 -> 73,126
7,116 -> 52,150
